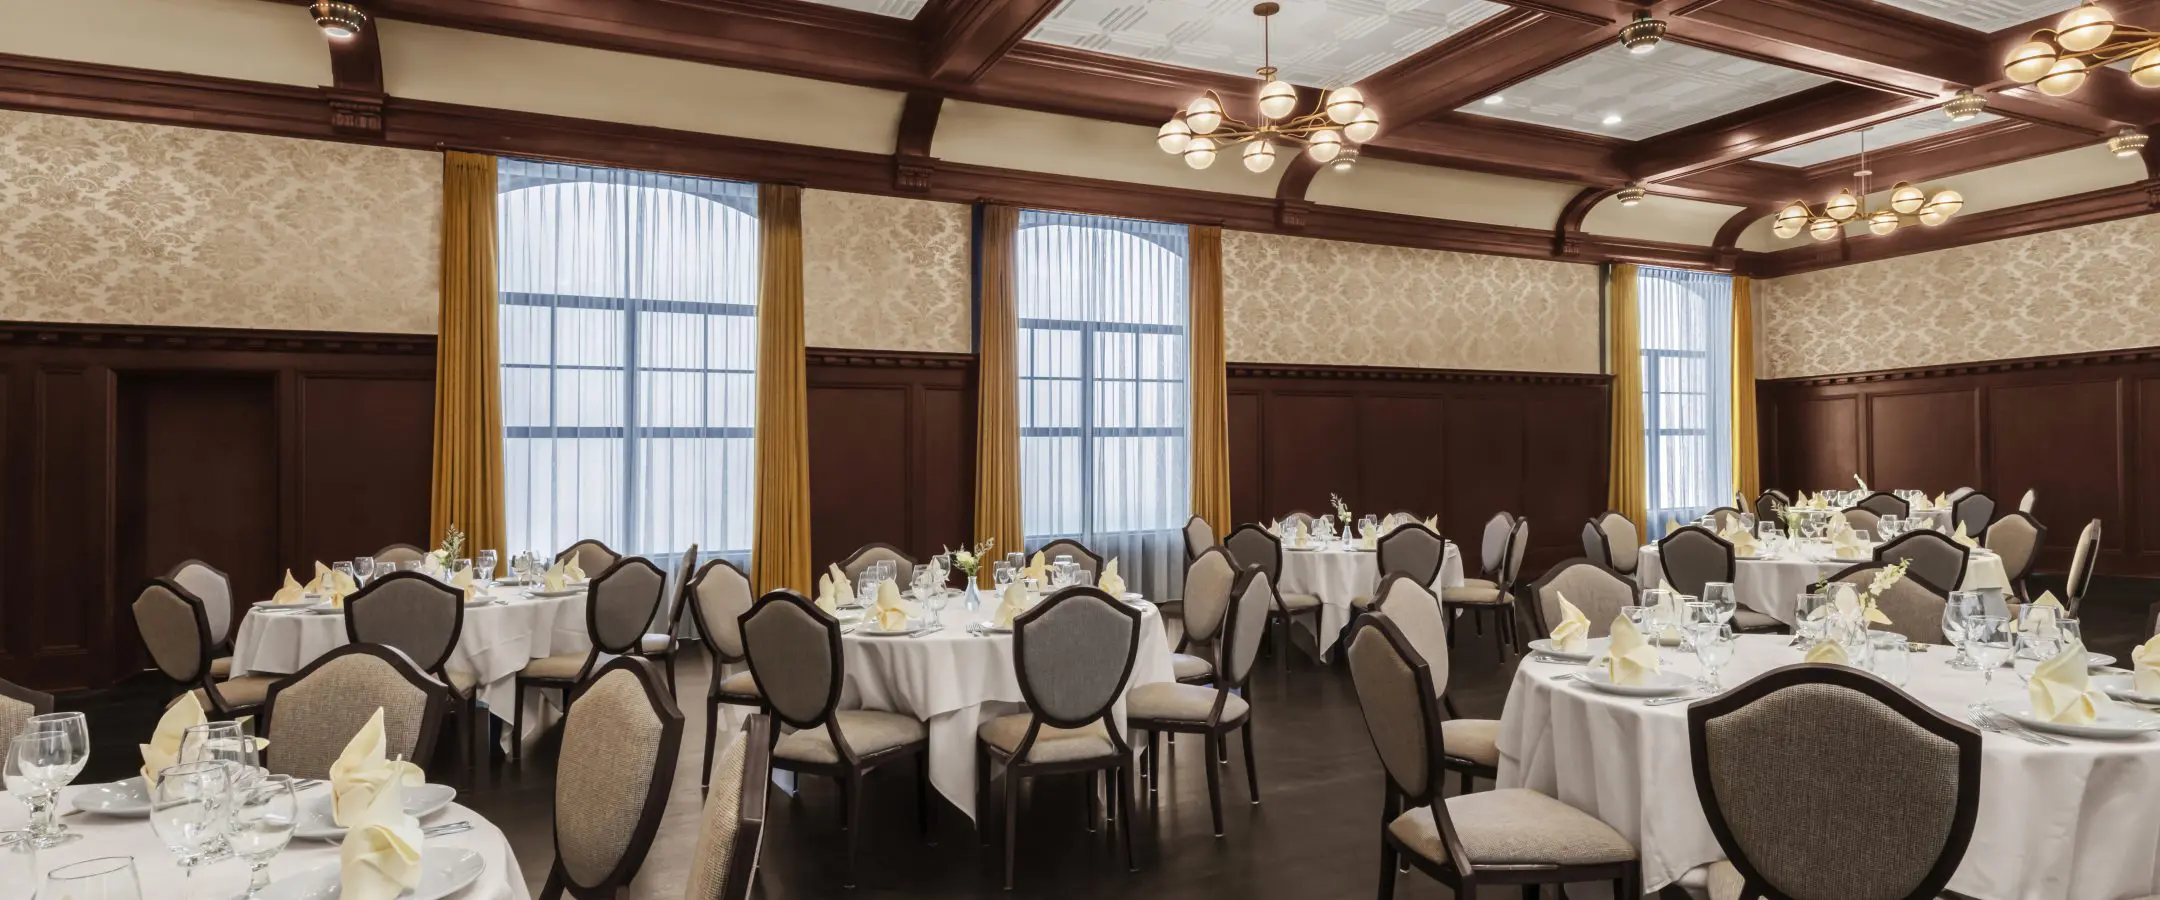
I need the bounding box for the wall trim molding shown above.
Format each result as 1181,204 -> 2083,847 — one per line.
1744,180 -> 2160,277
1229,361 -> 1612,387
1761,344 -> 2160,387
0,321 -> 438,356
805,347 -> 974,368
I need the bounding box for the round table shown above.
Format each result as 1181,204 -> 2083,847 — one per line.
4,786 -> 529,900
1498,635 -> 2160,899
1278,541 -> 1464,660
1637,542 -> 2011,627
836,592 -> 1175,819
230,583 -> 591,748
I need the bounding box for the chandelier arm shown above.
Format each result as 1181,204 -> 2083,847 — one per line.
2076,36 -> 2160,65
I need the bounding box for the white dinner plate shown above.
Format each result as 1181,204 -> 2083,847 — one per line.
1527,637 -> 1610,662
853,622 -> 930,638
257,847 -> 484,900
521,588 -> 583,599
973,624 -> 1014,635
2088,653 -> 2119,670
71,777 -> 152,817
2001,704 -> 2160,740
295,784 -> 458,841
2095,673 -> 2160,706
1574,669 -> 1692,697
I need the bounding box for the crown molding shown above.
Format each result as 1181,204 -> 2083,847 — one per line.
1228,361 -> 1612,386
1762,345 -> 2160,387
805,348 -> 974,368
0,321 -> 437,355
1742,179 -> 2160,277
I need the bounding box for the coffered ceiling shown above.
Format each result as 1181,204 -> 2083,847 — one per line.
1026,0 -> 1508,88
1868,0 -> 2076,32
1461,43 -> 1830,140
803,0 -> 929,17
1753,110 -> 1999,167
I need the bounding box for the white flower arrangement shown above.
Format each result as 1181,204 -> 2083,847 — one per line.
942,538 -> 994,577
1330,493 -> 1352,526
428,524 -> 466,570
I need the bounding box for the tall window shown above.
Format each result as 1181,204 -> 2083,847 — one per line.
496,159 -> 759,566
1638,266 -> 1735,537
1014,210 -> 1191,599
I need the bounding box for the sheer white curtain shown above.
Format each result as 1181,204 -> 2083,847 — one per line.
496,159 -> 759,572
1638,265 -> 1735,538
1014,210 -> 1191,601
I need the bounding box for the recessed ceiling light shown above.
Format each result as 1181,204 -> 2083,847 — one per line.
1602,113 -> 1624,126
1483,95 -> 1505,106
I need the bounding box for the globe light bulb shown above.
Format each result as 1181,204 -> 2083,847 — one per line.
1324,87 -> 1364,125
1183,137 -> 1217,170
1824,190 -> 1859,221
1243,140 -> 1277,173
2133,45 -> 2160,88
2037,58 -> 2089,97
2003,40 -> 2059,83
1889,183 -> 1928,215
1772,203 -> 1811,239
1186,95 -> 1223,135
1307,130 -> 1343,162
1258,78 -> 1298,121
1868,209 -> 1900,236
2055,2 -> 2115,53
1343,107 -> 1380,144
1808,217 -> 1841,241
1156,118 -> 1192,155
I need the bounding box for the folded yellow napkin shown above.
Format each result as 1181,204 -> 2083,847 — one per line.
1830,521 -> 1867,559
272,570 -> 306,605
451,566 -> 474,594
339,775 -> 422,900
542,561 -> 568,593
1853,473 -> 1869,492
1605,616 -> 1660,686
872,579 -> 919,632
1951,521 -> 1978,548
1804,641 -> 1849,665
826,563 -> 856,607
331,708 -> 425,827
2133,633 -> 2160,696
1359,534 -> 1378,550
2029,641 -> 2108,725
1933,492 -> 1950,510
993,581 -> 1031,629
2031,590 -> 2064,612
1423,515 -> 1438,531
140,692 -> 206,788
814,572 -> 839,614
1718,523 -> 1758,556
1291,524 -> 1311,549
1022,552 -> 1048,585
1828,582 -> 1891,625
1098,559 -> 1126,597
564,557 -> 586,581
1549,593 -> 1590,654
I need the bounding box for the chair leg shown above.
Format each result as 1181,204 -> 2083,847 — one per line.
1203,732 -> 1225,838
1376,834 -> 1397,899
1002,768 -> 1022,891
843,771 -> 864,889
1275,616 -> 1290,674
916,751 -> 934,843
1240,721 -> 1259,805
510,681 -> 524,763
665,652 -> 678,698
1118,761 -> 1138,873
1085,770 -> 1099,833
701,697 -> 719,791
976,745 -> 993,845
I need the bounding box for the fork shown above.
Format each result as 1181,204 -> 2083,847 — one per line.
422,821 -> 472,837
1644,695 -> 1698,707
1967,709 -> 2055,746
1530,654 -> 1588,666
1983,709 -> 2068,746
1549,672 -> 1583,682
907,626 -> 944,639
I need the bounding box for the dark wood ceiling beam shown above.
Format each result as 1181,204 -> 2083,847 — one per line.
892,90 -> 942,191
1552,185 -> 1618,255
1619,83 -> 1934,183
1359,10 -> 1617,122
324,12 -> 385,135
1364,114 -> 1626,185
1792,119 -> 2095,199
917,0 -> 1064,84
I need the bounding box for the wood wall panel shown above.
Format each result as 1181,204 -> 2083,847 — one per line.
1225,390 -> 1264,529
1760,348 -> 2160,574
294,374 -> 436,569
1260,392 -> 1363,519
804,350 -> 975,579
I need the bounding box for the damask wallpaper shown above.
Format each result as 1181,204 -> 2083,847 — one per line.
802,190 -> 972,353
0,109 -> 441,334
1758,213 -> 2160,378
1220,230 -> 1602,373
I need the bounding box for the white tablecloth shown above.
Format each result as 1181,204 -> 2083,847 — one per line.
1637,543 -> 2010,626
1498,635 -> 2160,899
1278,542 -> 1464,659
4,788 -> 528,900
230,583 -> 591,746
838,594 -> 1175,819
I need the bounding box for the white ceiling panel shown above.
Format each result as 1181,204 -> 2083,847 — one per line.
1867,0 -> 2064,32
1028,0 -> 1509,88
1753,111 -> 1998,168
1460,43 -> 1830,139
792,0 -> 927,17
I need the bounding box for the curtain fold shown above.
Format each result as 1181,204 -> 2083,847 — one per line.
973,205 -> 1025,585
1606,263 -> 1647,536
752,183 -> 810,595
432,152 -> 507,555
1731,275 -> 1761,503
1188,225 -> 1232,542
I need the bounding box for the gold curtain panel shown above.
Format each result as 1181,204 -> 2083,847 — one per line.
430,151 -> 507,555
972,205 -> 1024,584
1730,275 -> 1761,503
752,183 -> 812,596
1606,263 -> 1647,534
1188,225 -> 1233,537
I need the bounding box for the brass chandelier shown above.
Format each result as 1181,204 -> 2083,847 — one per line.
1771,129 -> 1964,242
2003,1 -> 2160,96
1155,3 -> 1379,174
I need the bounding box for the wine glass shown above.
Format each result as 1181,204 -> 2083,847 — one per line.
1943,590 -> 1982,670
22,712 -> 88,787
1693,624 -> 1735,691
510,550 -> 534,586
855,570 -> 881,605
1869,631 -> 1911,686
226,775 -> 297,900
921,580 -> 949,627
149,761 -> 233,878
6,732 -> 74,848
1961,615 -> 2015,713
331,561 -> 359,591
179,722 -> 258,789
911,564 -> 934,597
2012,630 -> 2059,685
1792,590 -> 1829,648
992,562 -> 1015,592
477,549 -> 499,584
352,557 -> 376,585
40,856 -> 142,900
1703,582 -> 1737,626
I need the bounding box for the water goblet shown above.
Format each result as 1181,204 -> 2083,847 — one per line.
992,563 -> 1015,592
179,721 -> 258,789
1961,615 -> 2015,714
40,856 -> 142,900
477,549 -> 499,584
921,583 -> 949,627
1702,583 -> 1737,625
1791,591 -> 1829,647
399,560 -> 424,572
6,733 -> 74,848
1005,552 -> 1026,572
150,760 -> 233,879
1079,569 -> 1094,588
352,557 -> 377,585
331,561 -> 359,591
2011,630 -> 2060,684
1619,605 -> 1649,636
1868,631 -> 1911,686
1022,576 -> 1041,597
225,775 -> 297,900
1942,590 -> 1982,669
855,571 -> 881,605
22,712 -> 88,785
911,564 -> 935,594
1693,624 -> 1735,692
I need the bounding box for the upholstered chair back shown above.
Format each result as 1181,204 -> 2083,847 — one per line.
1181,547 -> 1239,645
263,644 -> 444,780
1657,526 -> 1734,599
345,572 -> 463,673
1370,574 -> 1449,697
687,560 -> 756,661
1377,524 -> 1446,587
1014,588 -> 1140,725
1873,531 -> 1969,595
590,558 -> 668,654
1532,559 -> 1637,639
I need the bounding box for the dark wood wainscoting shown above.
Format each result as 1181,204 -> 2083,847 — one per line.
0,322 -> 436,690
1758,347 -> 2160,575
1227,364 -> 1613,570
806,349 -> 977,574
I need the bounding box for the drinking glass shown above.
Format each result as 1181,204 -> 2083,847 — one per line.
1005,552 -> 1026,572
911,565 -> 934,597
352,557 -> 376,585
1942,590 -> 1982,670
179,721 -> 258,789
5,733 -> 73,848
2056,617 -> 2084,650
1756,520 -> 1781,545
1961,615 -> 2015,707
226,775 -> 297,900
331,561 -> 358,590
1869,631 -> 1911,686
399,560 -> 424,572
2012,630 -> 2061,684
855,571 -> 881,604
510,551 -> 534,586
2019,603 -> 2061,641
1022,576 -> 1041,597
1693,624 -> 1735,691
21,712 -> 88,787
1851,530 -> 1872,544
1079,569 -> 1095,589
1878,516 -> 1902,541
477,549 -> 499,584
40,856 -> 142,900
1702,582 -> 1737,625
922,582 -> 949,627
1792,591 -> 1829,647
992,563 -> 1015,591
1619,605 -> 1649,635
149,761 -> 233,877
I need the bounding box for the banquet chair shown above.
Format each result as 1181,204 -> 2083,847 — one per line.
839,542 -> 917,589
1278,510 -> 1317,533
1841,507 -> 1882,534
556,538 -> 623,576
1984,512 -> 2045,604
637,544 -> 700,697
1873,530 -> 1970,595
1443,518 -> 1528,657
978,587 -> 1142,888
1032,538 -> 1104,578
684,714 -> 772,900
1951,490 -> 1997,536
1854,490 -> 1910,519
1344,615 -> 1640,900
512,556 -> 668,762
1526,559 -> 1636,638
261,643 -> 448,780
0,676 -> 54,745
539,657 -> 683,900
1130,569 -> 1271,837
1705,507 -> 1747,532
740,590 -> 930,889
1356,522 -> 1445,612
1170,547 -> 1239,686
132,578 -> 278,718
344,571 -> 480,775
1826,562 -> 1951,645
1751,492 -> 1785,530
373,543 -> 428,565
1581,511 -> 1639,576
1655,526 -> 1735,599
1182,515 -> 1215,563
2018,488 -> 2036,514
1371,574 -> 1498,794
1475,512 -> 1517,580
1688,664 -> 1980,900
167,559 -> 236,676
2064,519 -> 2102,617
686,559 -> 762,789
1224,524 -> 1323,671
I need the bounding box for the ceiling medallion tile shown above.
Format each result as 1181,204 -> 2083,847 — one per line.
1460,43 -> 1830,140
1754,110 -> 1998,168
1030,0 -> 1508,88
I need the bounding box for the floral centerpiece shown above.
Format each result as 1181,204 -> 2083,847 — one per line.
427,524 -> 466,572
1330,493 -> 1353,530
1809,557 -> 1911,630
943,537 -> 995,594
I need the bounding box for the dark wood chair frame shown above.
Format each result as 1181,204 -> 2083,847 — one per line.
741,590 -> 932,890
1169,545 -> 1238,686
554,538 -> 624,570
714,714 -> 773,900
261,642 -> 450,778
1984,511 -> 2047,604
166,558 -> 236,657
1872,530 -> 1972,593
512,556 -> 668,762
977,586 -> 1142,889
1444,517 -> 1529,656
0,676 -> 55,721
1653,525 -> 1737,598
1822,561 -> 1953,599
135,577 -> 262,719
633,544 -> 700,698
1686,664 -> 1982,900
1950,491 -> 1998,537
1135,568 -> 1266,837
2065,519 -> 2103,617
1371,572 -> 1492,796
1853,490 -> 1911,519
1225,524 -> 1324,672
538,656 -> 685,900
1350,614 -> 1642,899
342,570 -> 481,777
684,558 -> 765,790
1376,523 -> 1446,588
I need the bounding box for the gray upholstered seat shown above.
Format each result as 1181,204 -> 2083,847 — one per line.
976,715 -> 1114,762
1731,609 -> 1782,632
521,652 -> 588,679
1707,860 -> 1746,900
548,658 -> 680,896
1388,789 -> 1636,866
713,670 -> 759,700
210,657 -> 233,678
190,676 -> 277,711
1441,719 -> 1499,767
1223,525 -> 1323,670
1125,681 -> 1248,724
1656,526 -> 1734,598
683,716 -> 768,900
1441,585 -> 1504,605
135,578 -> 265,716
1872,531 -> 1968,594
1530,560 -> 1636,638
263,645 -> 443,780
1170,653 -> 1212,681
1279,592 -> 1321,610
520,556 -> 667,691
775,710 -> 928,763
1133,567 -> 1276,837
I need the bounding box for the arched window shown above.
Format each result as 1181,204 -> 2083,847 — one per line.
496,159 -> 759,565
1014,209 -> 1191,599
1637,265 -> 1734,537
